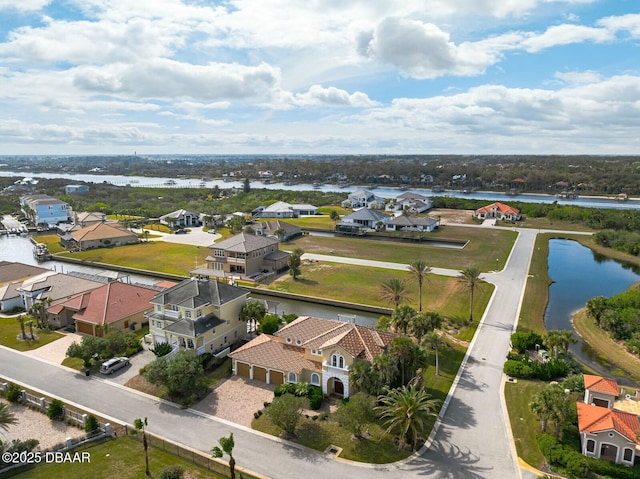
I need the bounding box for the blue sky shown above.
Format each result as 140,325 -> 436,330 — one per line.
0,0 -> 639,155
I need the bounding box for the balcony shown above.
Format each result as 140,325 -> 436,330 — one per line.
227,257 -> 246,264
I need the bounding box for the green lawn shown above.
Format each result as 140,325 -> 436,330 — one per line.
279,216 -> 336,229
287,226 -> 517,271
504,379 -> 547,469
0,318 -> 63,351
13,436 -> 224,479
267,262 -> 493,329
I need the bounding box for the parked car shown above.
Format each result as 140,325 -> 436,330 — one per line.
175,229 -> 187,234
100,357 -> 130,375
207,229 -> 216,234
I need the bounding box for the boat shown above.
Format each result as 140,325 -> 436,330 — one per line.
312,182 -> 322,189
164,180 -> 177,186
615,193 -> 629,202
33,243 -> 51,261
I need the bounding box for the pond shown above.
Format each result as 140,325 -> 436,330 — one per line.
545,239 -> 640,382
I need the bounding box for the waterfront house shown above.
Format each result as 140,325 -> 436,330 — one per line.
195,233 -> 290,281
0,261 -> 50,313
256,201 -> 318,218
229,316 -> 396,398
336,208 -> 390,233
391,192 -> 433,214
74,211 -> 106,227
48,281 -> 158,333
61,222 -> 138,251
341,189 -> 385,209
20,194 -> 73,226
474,202 -> 521,221
255,220 -> 302,241
386,215 -> 439,232
65,184 -> 90,194
146,278 -> 249,356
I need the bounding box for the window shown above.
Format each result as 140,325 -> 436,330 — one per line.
156,305 -> 162,312
185,311 -> 192,319
288,372 -> 297,383
331,352 -> 345,369
310,373 -> 320,386
286,337 -> 292,344
296,339 -> 302,346
196,309 -> 202,318
586,439 -> 595,453
214,249 -> 225,257
624,448 -> 633,462
224,336 -> 227,344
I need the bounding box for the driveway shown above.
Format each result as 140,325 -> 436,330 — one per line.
22,331 -> 84,366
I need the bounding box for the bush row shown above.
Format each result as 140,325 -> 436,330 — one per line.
503,358 -> 570,381
273,382 -> 323,410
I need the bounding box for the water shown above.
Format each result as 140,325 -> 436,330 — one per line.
2,170 -> 639,210
545,239 -> 640,381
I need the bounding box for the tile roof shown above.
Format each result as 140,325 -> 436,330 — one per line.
259,220 -> 301,235
150,278 -> 248,308
229,334 -> 321,374
577,402 -> 640,444
71,222 -> 137,242
388,216 -> 437,227
71,282 -> 158,326
275,316 -> 396,362
584,375 -> 620,396
210,232 -> 279,253
475,202 -> 520,215
0,261 -> 50,285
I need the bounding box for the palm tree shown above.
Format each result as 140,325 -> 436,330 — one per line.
544,330 -> 576,359
458,267 -> 481,322
380,278 -> 410,309
134,417 -> 150,476
16,314 -> 26,341
409,311 -> 443,344
212,433 -> 237,479
423,331 -> 443,376
529,384 -> 575,440
391,305 -> 416,336
25,319 -> 35,340
240,300 -> 267,334
408,260 -> 431,312
375,385 -> 440,451
0,402 -> 17,431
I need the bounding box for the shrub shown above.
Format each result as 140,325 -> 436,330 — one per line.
47,399 -> 65,420
85,414 -> 99,433
560,374 -> 585,393
503,360 -> 533,378
510,332 -> 544,353
4,383 -> 22,403
160,465 -> 184,479
308,386 -> 323,410
150,341 -> 173,357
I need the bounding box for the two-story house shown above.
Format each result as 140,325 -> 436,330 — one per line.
335,208 -> 390,233
341,189 -> 385,209
391,192 -> 433,214
147,278 -> 249,356
20,194 -> 73,226
198,233 -> 290,280
229,316 -> 396,398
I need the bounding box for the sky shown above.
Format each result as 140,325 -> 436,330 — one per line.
0,0 -> 639,156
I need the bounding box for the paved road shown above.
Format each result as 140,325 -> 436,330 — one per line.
0,227 -> 547,478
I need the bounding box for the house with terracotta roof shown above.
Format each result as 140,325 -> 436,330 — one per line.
194,232 -> 290,281
577,402 -> 640,465
146,278 -> 249,356
61,222 -> 138,251
584,374 -> 620,408
48,282 -> 159,334
474,202 -> 521,221
229,316 -> 396,398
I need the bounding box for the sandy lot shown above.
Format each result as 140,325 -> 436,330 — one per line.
430,208 -> 474,224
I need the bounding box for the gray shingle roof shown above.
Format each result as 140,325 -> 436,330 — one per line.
150,278 -> 248,308
163,314 -> 224,337
342,208 -> 390,222
210,232 -> 279,253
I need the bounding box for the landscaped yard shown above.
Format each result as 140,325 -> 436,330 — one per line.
0,317 -> 63,351
13,436 -> 226,479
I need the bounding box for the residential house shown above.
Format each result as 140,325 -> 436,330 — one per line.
194,233 -> 290,280
335,208 -> 390,233
256,201 -> 318,218
255,220 -> 302,241
229,316 -> 397,397
74,211 -> 106,227
584,374 -> 620,408
341,189 -> 385,209
146,278 -> 249,356
0,262 -> 50,313
65,184 -> 89,194
20,194 -> 73,226
474,202 -> 521,221
160,209 -> 202,227
577,402 -> 640,465
386,215 -> 439,232
61,222 -> 138,251
391,192 -> 433,214
48,281 -> 159,333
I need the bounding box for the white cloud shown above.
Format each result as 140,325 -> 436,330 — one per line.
554,70 -> 602,85
291,85 -> 380,107
598,13 -> 640,37
0,0 -> 50,12
520,24 -> 614,52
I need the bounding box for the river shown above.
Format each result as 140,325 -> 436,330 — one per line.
2,170 -> 639,210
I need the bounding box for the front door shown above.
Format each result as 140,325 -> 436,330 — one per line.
334,378 -> 344,396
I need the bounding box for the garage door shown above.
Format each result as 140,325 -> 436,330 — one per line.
236,362 -> 250,378
253,366 -> 267,382
270,370 -> 284,386
76,321 -> 94,335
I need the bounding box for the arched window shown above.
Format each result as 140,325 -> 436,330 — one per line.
288,372 -> 297,383
331,352 -> 345,369
310,373 -> 320,386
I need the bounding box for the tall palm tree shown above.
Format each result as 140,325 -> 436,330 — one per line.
16,314 -> 26,341
0,402 -> 17,431
240,300 -> 267,334
391,305 -> 416,336
408,260 -> 431,312
544,330 -> 576,359
458,267 -> 481,322
409,311 -> 442,344
423,331 -> 443,376
529,384 -> 575,440
375,385 -> 440,451
380,278 -> 410,309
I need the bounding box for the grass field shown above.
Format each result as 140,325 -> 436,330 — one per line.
287,226 -> 517,271
0,317 -> 63,351
504,379 -> 547,469
267,262 -> 494,326
14,436 -> 224,479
